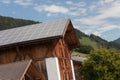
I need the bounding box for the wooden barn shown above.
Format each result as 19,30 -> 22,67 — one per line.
0,19 -> 80,80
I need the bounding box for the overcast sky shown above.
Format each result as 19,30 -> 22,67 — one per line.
0,0 -> 120,41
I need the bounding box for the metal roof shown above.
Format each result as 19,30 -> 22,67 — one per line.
0,60 -> 32,80
71,56 -> 88,62
0,19 -> 69,47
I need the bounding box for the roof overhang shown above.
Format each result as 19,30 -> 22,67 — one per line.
63,19 -> 80,50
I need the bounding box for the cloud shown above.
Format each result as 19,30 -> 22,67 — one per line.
89,5 -> 96,11
0,0 -> 33,6
78,1 -> 120,26
74,0 -> 120,38
34,5 -> 69,14
34,4 -> 86,16
34,1 -> 87,16
75,0 -> 120,26
83,24 -> 120,37
99,1 -> 120,18
99,24 -> 120,31
46,13 -> 58,17
13,0 -> 33,6
66,1 -> 86,7
75,17 -> 106,26
66,1 -> 73,5
69,8 -> 86,16
99,0 -> 115,5
0,0 -> 87,16
0,0 -> 11,4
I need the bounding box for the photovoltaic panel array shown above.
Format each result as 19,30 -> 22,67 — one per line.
0,19 -> 69,47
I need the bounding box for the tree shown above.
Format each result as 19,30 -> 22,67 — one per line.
81,49 -> 120,80
75,45 -> 94,54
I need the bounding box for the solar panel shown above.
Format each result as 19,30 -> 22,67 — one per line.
0,19 -> 69,47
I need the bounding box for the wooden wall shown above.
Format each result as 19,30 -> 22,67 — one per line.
64,21 -> 80,50
0,38 -> 74,80
0,40 -> 57,80
53,39 -> 74,80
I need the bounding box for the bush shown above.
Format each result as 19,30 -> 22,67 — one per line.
81,49 -> 120,80
75,45 -> 94,54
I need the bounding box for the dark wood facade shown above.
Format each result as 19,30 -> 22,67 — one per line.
0,19 -> 80,80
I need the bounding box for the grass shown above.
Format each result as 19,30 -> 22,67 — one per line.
71,37 -> 98,57
80,37 -> 98,49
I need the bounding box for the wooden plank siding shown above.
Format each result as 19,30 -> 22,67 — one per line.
0,38 -> 74,80
53,39 -> 73,80
0,40 -> 56,80
64,21 -> 80,50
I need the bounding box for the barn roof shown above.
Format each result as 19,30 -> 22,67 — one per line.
0,60 -> 32,80
0,19 -> 80,48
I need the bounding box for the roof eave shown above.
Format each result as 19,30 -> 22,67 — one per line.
0,35 -> 63,49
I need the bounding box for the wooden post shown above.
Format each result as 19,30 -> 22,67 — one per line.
17,47 -> 21,60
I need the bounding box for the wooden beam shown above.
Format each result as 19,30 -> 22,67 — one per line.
26,73 -> 34,80
13,46 -> 22,62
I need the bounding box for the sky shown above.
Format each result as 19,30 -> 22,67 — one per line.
0,0 -> 120,41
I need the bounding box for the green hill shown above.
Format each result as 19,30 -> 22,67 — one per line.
75,29 -> 97,49
0,16 -> 39,30
75,29 -> 120,50
114,38 -> 120,44
80,37 -> 97,49
73,29 -> 120,56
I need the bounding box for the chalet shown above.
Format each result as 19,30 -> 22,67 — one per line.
0,19 -> 80,80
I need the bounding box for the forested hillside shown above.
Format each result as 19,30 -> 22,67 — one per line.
0,16 -> 38,30
114,38 -> 120,44
75,29 -> 120,52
